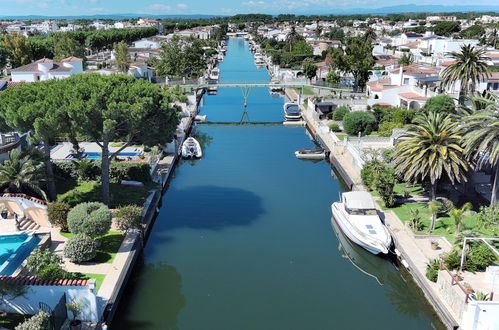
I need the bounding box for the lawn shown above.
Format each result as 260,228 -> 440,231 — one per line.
0,313 -> 29,329
56,179 -> 157,209
294,87 -> 314,95
83,273 -> 106,292
61,232 -> 124,264
375,183 -> 496,242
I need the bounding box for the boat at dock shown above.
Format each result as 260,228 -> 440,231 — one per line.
295,146 -> 326,160
331,191 -> 392,255
181,137 -> 203,159
283,103 -> 301,121
209,67 -> 220,81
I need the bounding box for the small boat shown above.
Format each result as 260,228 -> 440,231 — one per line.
181,137 -> 202,159
283,103 -> 301,121
207,86 -> 218,95
209,68 -> 220,81
331,191 -> 392,255
295,146 -> 325,160
194,115 -> 207,122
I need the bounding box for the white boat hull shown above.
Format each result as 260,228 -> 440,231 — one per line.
331,203 -> 391,255
295,151 -> 325,160
181,137 -> 203,159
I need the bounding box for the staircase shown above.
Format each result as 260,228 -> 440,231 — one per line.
18,217 -> 40,231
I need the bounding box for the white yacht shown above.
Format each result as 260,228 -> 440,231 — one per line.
254,53 -> 265,66
331,191 -> 392,255
181,137 -> 203,159
283,103 -> 301,120
209,67 -> 220,81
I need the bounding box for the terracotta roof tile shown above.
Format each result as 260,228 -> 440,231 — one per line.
399,92 -> 428,101
0,276 -> 88,286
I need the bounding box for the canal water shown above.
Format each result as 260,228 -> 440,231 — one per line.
114,38 -> 442,329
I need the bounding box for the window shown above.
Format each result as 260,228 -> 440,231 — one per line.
403,78 -> 410,84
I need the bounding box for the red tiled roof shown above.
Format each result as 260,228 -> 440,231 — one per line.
399,41 -> 420,49
0,276 -> 88,286
485,53 -> 499,58
390,64 -> 438,75
440,60 -> 457,67
35,58 -> 53,63
399,92 -> 428,101
61,56 -> 83,62
367,81 -> 400,91
0,193 -> 47,205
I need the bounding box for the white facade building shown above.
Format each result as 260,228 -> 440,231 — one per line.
10,57 -> 83,83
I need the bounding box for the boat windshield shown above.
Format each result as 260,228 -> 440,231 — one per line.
347,208 -> 378,215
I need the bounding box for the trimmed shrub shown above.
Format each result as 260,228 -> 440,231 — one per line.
328,123 -> 341,132
37,263 -> 68,281
47,202 -> 71,232
115,205 -> 143,232
26,248 -> 62,274
361,166 -> 375,191
393,109 -> 415,124
64,234 -> 97,263
466,243 -> 497,272
332,106 -> 350,121
422,95 -> 455,114
15,311 -> 50,330
53,161 -> 151,183
378,121 -> 401,137
67,202 -> 112,238
377,167 -> 396,207
343,111 -> 376,135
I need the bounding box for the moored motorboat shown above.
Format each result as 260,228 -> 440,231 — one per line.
283,102 -> 301,120
181,137 -> 203,159
331,191 -> 392,255
209,67 -> 220,81
294,146 -> 325,160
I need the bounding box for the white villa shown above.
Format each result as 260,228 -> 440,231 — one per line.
10,57 -> 83,83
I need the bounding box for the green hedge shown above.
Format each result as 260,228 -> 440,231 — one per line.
343,111 -> 376,135
53,161 -> 151,183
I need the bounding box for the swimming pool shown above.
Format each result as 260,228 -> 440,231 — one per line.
0,234 -> 41,275
82,152 -> 141,159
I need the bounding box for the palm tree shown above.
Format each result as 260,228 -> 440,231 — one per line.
427,201 -> 443,232
441,45 -> 491,104
393,112 -> 469,204
448,202 -> 473,233
287,26 -> 299,52
461,108 -> 499,207
0,150 -> 46,200
398,53 -> 414,66
487,28 -> 499,49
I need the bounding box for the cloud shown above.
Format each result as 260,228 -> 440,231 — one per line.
176,3 -> 188,8
220,7 -> 235,13
143,3 -> 172,12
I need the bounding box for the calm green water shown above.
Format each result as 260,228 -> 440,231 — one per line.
113,38 -> 442,330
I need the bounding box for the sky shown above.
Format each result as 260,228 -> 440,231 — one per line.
0,0 -> 494,16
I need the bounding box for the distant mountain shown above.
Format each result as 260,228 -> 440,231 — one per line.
0,14 -> 223,20
1,4 -> 499,20
324,4 -> 499,15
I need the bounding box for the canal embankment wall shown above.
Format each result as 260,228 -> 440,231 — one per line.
101,88 -> 204,327
299,100 -> 460,330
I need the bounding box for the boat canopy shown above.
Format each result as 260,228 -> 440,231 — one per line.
343,191 -> 377,210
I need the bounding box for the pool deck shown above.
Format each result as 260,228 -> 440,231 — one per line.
50,142 -> 144,160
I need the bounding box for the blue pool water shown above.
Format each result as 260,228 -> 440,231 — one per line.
82,152 -> 141,159
0,234 -> 41,275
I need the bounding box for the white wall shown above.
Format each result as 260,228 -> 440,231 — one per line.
11,72 -> 37,83
2,283 -> 99,322
461,301 -> 499,330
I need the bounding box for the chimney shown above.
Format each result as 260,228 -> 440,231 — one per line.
399,65 -> 404,86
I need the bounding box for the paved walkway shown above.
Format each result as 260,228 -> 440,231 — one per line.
50,228 -> 138,301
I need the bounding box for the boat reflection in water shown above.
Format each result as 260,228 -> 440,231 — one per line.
330,215 -> 442,323
330,214 -> 392,285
